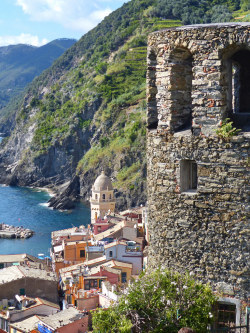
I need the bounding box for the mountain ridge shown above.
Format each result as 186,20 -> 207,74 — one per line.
0,38 -> 77,126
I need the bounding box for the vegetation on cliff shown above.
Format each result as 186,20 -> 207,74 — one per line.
1,0 -> 249,208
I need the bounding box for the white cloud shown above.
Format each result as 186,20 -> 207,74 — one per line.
0,33 -> 48,47
15,0 -> 120,33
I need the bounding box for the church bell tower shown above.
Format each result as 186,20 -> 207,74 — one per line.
90,171 -> 116,224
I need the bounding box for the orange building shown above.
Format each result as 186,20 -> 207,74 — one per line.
51,226 -> 91,274
53,240 -> 89,273
64,241 -> 87,263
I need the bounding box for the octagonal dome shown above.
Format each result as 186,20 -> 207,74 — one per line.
93,171 -> 113,191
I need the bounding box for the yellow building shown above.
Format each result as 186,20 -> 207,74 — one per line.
90,171 -> 116,224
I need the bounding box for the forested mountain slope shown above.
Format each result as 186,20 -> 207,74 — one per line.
0,0 -> 248,210
0,38 -> 76,129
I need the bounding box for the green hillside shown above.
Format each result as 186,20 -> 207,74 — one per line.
0,38 -> 76,124
0,0 -> 248,209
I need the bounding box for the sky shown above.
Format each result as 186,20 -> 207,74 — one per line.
0,0 -> 129,47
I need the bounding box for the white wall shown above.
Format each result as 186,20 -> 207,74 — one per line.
104,244 -> 142,275
9,304 -> 58,322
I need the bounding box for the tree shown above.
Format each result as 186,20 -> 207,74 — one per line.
92,269 -> 217,333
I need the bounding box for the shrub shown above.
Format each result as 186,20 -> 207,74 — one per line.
92,269 -> 216,333
216,118 -> 241,139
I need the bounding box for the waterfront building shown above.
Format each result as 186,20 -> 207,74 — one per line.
50,226 -> 91,273
90,171 -> 116,224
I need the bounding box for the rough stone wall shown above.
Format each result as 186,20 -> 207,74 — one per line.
147,23 -> 250,301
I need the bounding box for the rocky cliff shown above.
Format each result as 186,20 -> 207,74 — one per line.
0,0 -> 247,211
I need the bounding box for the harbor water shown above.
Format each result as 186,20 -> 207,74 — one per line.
0,185 -> 90,256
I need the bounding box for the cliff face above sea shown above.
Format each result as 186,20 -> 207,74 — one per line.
0,0 -> 248,210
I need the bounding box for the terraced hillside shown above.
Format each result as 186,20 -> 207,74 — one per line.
0,0 -> 248,210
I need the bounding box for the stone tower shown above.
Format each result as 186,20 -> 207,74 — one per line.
147,23 -> 249,325
90,171 -> 116,223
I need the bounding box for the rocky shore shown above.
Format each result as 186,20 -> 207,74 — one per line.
0,223 -> 34,239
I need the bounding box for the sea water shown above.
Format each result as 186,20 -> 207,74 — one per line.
0,185 -> 90,256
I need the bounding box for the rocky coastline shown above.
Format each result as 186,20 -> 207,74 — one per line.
0,223 -> 34,239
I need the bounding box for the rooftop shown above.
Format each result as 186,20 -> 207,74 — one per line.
39,307 -> 85,329
0,253 -> 42,264
10,315 -> 42,332
51,226 -> 88,238
92,171 -> 113,191
0,266 -> 57,284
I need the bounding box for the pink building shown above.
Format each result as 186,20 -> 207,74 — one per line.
92,218 -> 114,235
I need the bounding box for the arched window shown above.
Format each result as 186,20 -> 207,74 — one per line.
109,194 -> 112,200
147,49 -> 158,129
230,49 -> 250,113
102,194 -> 105,200
168,48 -> 193,132
224,47 -> 250,129
95,194 -> 98,200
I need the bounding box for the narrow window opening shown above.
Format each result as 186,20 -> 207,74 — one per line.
226,48 -> 250,130
180,160 -> 197,193
19,288 -> 25,296
169,48 -> 193,132
121,272 -> 127,283
84,280 -> 90,290
80,250 -> 85,258
95,194 -> 98,200
231,49 -> 250,113
102,194 -> 105,200
109,250 -> 113,257
147,49 -> 158,129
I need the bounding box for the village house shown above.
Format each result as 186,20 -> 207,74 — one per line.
37,307 -> 88,333
0,266 -> 58,303
50,226 -> 91,273
58,257 -> 133,309
104,240 -> 142,275
0,254 -> 46,270
9,315 -> 42,333
92,217 -> 114,235
0,296 -> 59,333
59,263 -> 121,307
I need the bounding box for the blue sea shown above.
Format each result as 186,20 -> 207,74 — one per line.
0,185 -> 90,256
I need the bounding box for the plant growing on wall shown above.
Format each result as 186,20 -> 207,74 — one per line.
92,269 -> 216,333
216,118 -> 241,139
